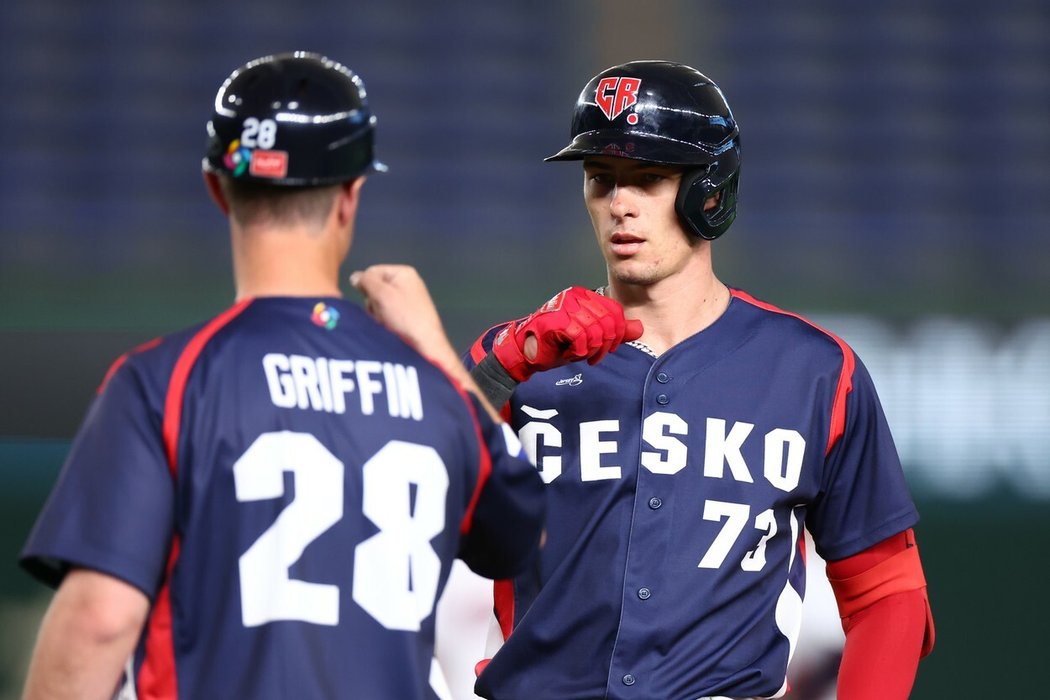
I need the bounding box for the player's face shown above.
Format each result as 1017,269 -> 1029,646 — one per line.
582,157 -> 699,287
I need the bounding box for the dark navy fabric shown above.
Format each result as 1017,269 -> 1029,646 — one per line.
468,289 -> 918,700
22,297 -> 544,700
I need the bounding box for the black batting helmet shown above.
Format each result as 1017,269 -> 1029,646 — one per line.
546,60 -> 740,240
203,51 -> 385,186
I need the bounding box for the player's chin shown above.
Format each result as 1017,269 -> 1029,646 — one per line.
608,263 -> 657,287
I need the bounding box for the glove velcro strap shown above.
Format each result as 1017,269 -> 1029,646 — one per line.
471,352 -> 520,410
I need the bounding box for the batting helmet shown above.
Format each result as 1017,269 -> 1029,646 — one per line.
203,51 -> 385,186
546,60 -> 740,240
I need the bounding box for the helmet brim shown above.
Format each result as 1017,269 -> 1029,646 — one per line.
544,130 -> 725,165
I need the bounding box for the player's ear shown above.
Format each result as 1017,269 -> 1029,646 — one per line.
703,190 -> 722,212
203,172 -> 230,216
335,176 -> 366,227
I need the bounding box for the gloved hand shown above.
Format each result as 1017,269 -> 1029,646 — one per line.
492,287 -> 644,382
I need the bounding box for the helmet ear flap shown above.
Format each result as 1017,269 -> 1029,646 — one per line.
674,151 -> 740,240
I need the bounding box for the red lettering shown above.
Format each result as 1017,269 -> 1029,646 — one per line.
594,77 -> 641,121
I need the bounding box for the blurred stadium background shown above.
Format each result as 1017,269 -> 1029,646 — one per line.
1,0 -> 1047,697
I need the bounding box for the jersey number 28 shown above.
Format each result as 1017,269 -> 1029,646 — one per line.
233,431 -> 449,632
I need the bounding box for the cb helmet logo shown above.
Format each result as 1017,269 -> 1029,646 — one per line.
595,77 -> 641,124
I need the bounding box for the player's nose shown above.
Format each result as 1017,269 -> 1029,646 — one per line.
609,185 -> 639,218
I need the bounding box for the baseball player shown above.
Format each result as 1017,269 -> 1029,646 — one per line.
19,52 -> 545,700
460,61 -> 935,699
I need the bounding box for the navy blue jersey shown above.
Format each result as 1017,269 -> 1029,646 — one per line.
466,289 -> 918,700
21,297 -> 544,700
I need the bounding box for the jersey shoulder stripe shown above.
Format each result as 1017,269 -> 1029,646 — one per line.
161,298 -> 253,470
730,288 -> 856,455
96,337 -> 164,395
139,298 -> 253,699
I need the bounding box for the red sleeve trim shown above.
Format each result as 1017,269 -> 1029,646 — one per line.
136,537 -> 182,699
161,299 -> 253,473
417,357 -> 495,537
729,289 -> 855,455
456,384 -> 493,537
493,577 -> 516,641
96,337 -> 163,395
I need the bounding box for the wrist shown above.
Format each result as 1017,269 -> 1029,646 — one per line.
491,323 -> 533,382
472,353 -> 520,409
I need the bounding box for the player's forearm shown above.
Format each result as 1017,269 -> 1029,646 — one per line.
23,570 -> 147,700
836,588 -> 925,700
446,357 -> 506,425
23,641 -> 128,700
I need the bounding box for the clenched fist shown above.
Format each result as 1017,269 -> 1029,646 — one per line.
492,287 -> 644,382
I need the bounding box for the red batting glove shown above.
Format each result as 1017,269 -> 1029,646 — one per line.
491,287 -> 644,382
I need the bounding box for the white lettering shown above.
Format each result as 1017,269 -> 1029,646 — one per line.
315,357 -> 334,413
385,362 -> 423,420
764,429 -> 805,492
263,353 -> 296,408
329,360 -> 355,414
641,412 -> 689,475
355,361 -> 384,416
514,407 -> 809,491
704,418 -> 755,483
289,355 -> 323,410
580,420 -> 621,481
519,405 -> 563,483
521,405 -> 559,420
262,354 -> 421,420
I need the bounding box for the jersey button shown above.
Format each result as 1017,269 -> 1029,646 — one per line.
656,371 -> 670,383
656,393 -> 669,405
638,587 -> 651,600
648,497 -> 662,509
622,674 -> 636,686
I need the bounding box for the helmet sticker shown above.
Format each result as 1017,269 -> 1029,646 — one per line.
205,54 -> 381,184
222,139 -> 288,179
595,77 -> 641,125
249,150 -> 289,179
223,140 -> 252,177
241,118 -> 278,149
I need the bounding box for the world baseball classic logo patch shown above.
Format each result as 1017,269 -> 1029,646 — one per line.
311,302 -> 340,330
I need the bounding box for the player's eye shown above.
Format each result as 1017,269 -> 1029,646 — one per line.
587,173 -> 614,187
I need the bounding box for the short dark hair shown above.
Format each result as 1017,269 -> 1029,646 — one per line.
218,177 -> 345,230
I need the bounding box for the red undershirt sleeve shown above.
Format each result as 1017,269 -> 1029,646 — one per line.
825,529 -> 935,700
